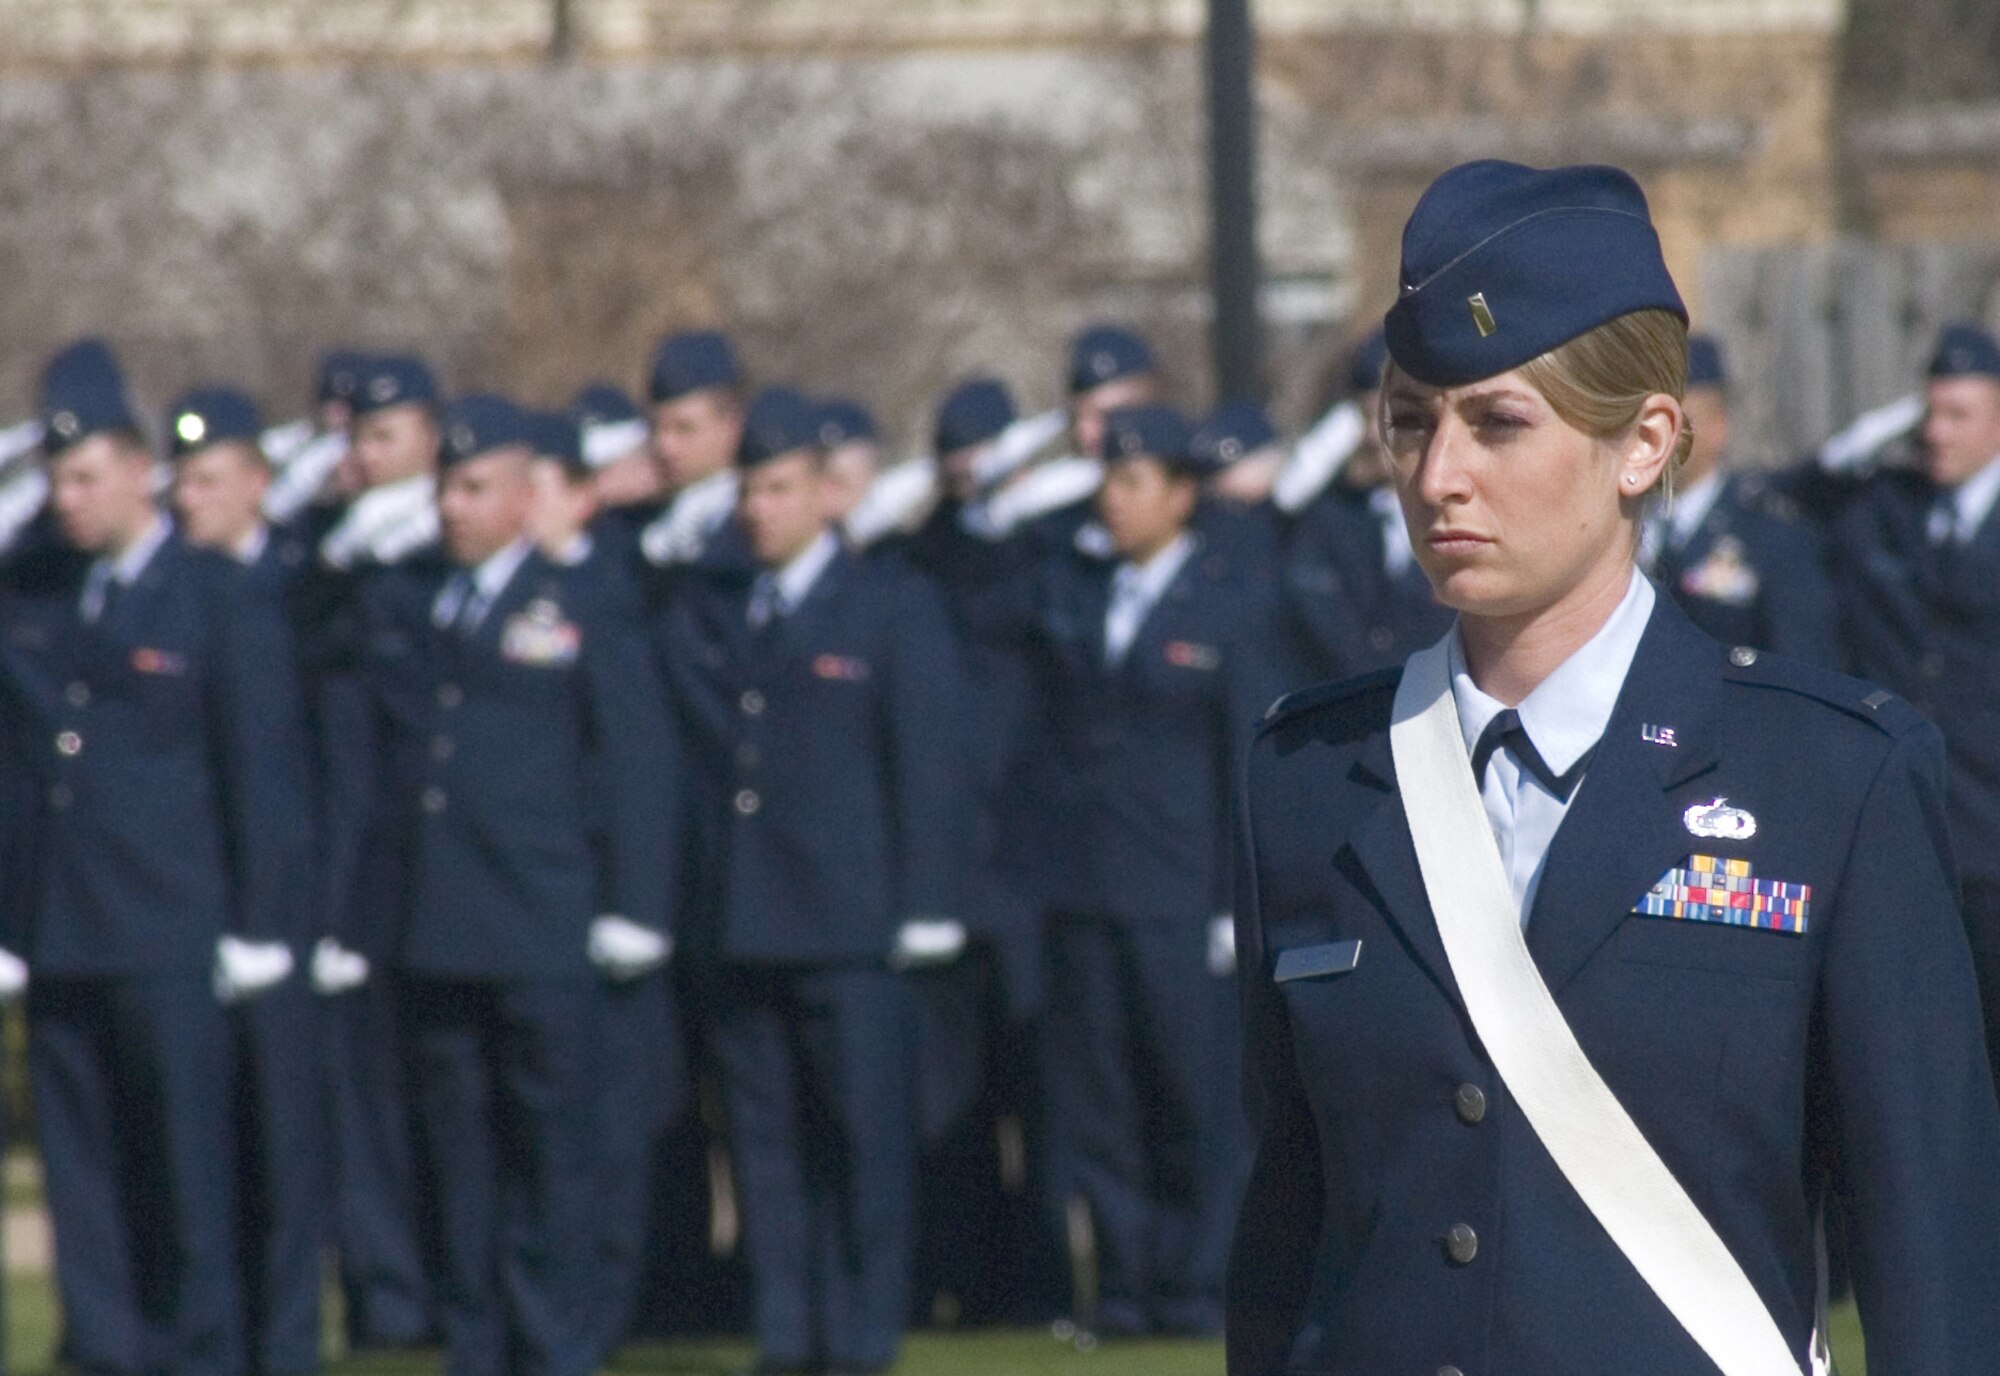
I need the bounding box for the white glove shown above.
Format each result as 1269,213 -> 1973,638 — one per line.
310,937 -> 371,996
889,918 -> 967,972
215,936 -> 296,1005
1207,914 -> 1237,978
587,915 -> 671,982
0,947 -> 28,1002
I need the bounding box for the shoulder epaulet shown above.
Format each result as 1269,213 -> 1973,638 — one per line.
1719,645 -> 1925,738
1259,666 -> 1401,735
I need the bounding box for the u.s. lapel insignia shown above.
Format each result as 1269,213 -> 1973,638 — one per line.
1641,723 -> 1678,748
1634,854 -> 1811,934
500,598 -> 580,667
1683,796 -> 1756,840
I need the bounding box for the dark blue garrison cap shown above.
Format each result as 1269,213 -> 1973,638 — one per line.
1069,325 -> 1157,394
316,350 -> 370,406
167,387 -> 263,458
524,409 -> 587,475
1349,327 -> 1390,395
352,356 -> 439,417
438,394 -> 530,469
649,330 -> 741,404
41,338 -> 127,408
1192,402 -> 1279,468
934,378 -> 1016,455
736,386 -> 819,469
1927,323 -> 2000,380
1384,160 -> 1687,387
1103,405 -> 1203,475
41,383 -> 141,458
815,397 -> 877,449
1685,334 -> 1729,390
569,383 -> 642,428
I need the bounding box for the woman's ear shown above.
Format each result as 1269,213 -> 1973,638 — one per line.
1620,392 -> 1683,495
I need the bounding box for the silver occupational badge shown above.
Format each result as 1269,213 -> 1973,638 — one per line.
1683,797 -> 1757,841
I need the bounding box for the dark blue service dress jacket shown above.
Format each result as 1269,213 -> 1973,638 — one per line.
660,543 -> 965,963
1834,468 -> 2000,888
1228,593 -> 2000,1376
1650,476 -> 1842,668
1033,537 -> 1289,926
1282,484 -> 1453,681
358,546 -> 678,978
0,530 -> 313,972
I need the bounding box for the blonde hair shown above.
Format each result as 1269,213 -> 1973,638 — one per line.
1518,308 -> 1694,498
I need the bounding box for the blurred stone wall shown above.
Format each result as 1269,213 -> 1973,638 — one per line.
0,0 -> 1888,445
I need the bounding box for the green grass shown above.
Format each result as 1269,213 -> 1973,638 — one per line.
0,1265 -> 1867,1375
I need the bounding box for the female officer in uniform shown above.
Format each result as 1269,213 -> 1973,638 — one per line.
1227,160 -> 2000,1376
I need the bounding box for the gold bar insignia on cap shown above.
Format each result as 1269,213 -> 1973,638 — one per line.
1467,292 -> 1497,338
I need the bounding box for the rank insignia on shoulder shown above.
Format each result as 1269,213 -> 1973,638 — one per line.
1164,640 -> 1221,671
812,653 -> 871,682
1679,536 -> 1760,607
1684,796 -> 1756,840
500,604 -> 580,667
131,647 -> 188,675
1634,854 -> 1810,935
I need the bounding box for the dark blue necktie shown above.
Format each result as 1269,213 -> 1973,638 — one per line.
1470,708 -> 1594,802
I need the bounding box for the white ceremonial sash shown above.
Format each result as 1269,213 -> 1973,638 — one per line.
1389,639 -> 1821,1376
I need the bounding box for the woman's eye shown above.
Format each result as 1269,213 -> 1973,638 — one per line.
1474,412 -> 1528,436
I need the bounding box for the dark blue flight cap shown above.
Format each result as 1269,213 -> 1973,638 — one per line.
41,382 -> 142,458
524,408 -> 587,476
167,386 -> 263,458
569,382 -> 642,428
1384,160 -> 1687,388
1685,334 -> 1729,390
438,394 -> 530,469
934,377 -> 1016,455
1192,401 -> 1279,469
1069,325 -> 1157,395
1927,323 -> 2000,381
816,397 -> 877,449
40,337 -> 127,408
1103,405 -> 1203,475
648,330 -> 742,404
316,350 -> 370,406
735,386 -> 819,469
351,356 -> 439,417
1348,327 -> 1390,395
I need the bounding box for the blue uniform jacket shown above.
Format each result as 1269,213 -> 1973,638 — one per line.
660,543 -> 966,963
0,530 -> 314,974
359,547 -> 678,978
1282,484 -> 1453,681
1651,476 -> 1842,668
1834,469 -> 2000,884
1033,537 -> 1288,926
1228,594 -> 2000,1375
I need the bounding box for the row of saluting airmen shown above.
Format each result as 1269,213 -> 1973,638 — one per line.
0,292 -> 1996,1376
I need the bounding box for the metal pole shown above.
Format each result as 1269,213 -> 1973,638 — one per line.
1206,0 -> 1264,404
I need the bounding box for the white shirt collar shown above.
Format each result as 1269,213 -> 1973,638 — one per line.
104,512 -> 172,585
1449,567 -> 1656,778
463,537 -> 533,604
1114,529 -> 1196,603
555,531 -> 594,567
1948,451 -> 2000,540
233,523 -> 270,566
765,528 -> 840,613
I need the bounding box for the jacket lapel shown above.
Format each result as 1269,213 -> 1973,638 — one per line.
1341,695 -> 1464,1008
1525,596 -> 1726,996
